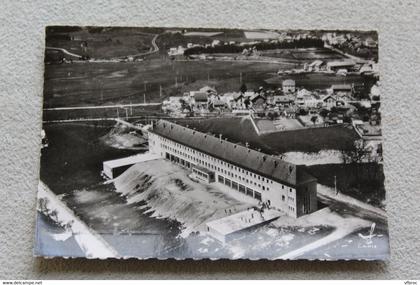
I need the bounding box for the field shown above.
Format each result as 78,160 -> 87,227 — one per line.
260,48 -> 346,61
176,117 -> 359,154
43,59 -> 282,108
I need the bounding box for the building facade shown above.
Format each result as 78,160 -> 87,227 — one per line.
148,120 -> 317,218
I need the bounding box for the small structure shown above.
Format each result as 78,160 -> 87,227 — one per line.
102,153 -> 161,179
192,165 -> 216,183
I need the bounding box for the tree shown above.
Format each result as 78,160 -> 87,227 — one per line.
341,139 -> 369,164
267,111 -> 279,120
319,109 -> 329,118
297,108 -> 308,116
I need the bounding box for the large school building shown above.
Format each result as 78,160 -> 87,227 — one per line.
148,120 -> 317,218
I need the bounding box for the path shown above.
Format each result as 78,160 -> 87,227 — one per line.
44,102 -> 161,111
46,46 -> 83,59
47,32 -> 161,61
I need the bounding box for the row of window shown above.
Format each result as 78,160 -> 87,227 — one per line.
218,175 -> 262,201
158,136 -> 295,194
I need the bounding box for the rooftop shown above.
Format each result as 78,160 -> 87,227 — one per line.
150,120 -> 316,187
103,153 -> 161,168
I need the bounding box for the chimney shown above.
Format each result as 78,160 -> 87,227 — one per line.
219,134 -> 222,141
245,142 -> 249,148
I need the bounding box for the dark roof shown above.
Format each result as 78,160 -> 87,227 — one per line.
150,120 -> 316,187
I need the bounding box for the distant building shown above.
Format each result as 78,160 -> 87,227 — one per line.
282,79 -> 296,93
326,61 -> 356,72
148,120 -> 318,218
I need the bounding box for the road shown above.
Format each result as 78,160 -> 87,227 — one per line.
277,184 -> 387,260
44,102 -> 162,111
47,32 -> 161,62
126,33 -> 160,59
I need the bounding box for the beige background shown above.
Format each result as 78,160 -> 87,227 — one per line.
0,0 -> 419,279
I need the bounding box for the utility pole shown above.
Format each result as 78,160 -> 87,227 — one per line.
159,85 -> 162,98
116,108 -> 119,118
334,175 -> 338,195
143,93 -> 146,104
125,108 -> 128,120
240,72 -> 242,84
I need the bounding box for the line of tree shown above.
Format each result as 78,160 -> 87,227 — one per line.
184,38 -> 324,56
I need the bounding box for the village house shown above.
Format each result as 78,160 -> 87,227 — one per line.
295,89 -> 321,109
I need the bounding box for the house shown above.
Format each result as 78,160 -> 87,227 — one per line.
321,94 -> 338,110
191,92 -> 209,108
250,93 -> 266,109
274,94 -> 295,107
295,89 -> 321,108
331,84 -> 353,97
211,40 -> 221,47
364,37 -> 377,48
148,120 -> 318,218
282,79 -> 296,93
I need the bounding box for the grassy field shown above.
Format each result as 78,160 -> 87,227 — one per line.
43,59 -> 283,108
307,163 -> 385,208
176,117 -> 359,154
260,48 -> 346,60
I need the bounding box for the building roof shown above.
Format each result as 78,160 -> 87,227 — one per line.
103,153 -> 161,168
193,92 -> 208,102
282,79 -> 295,86
150,120 -> 316,187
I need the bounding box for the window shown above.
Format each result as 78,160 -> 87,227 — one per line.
239,184 -> 245,193
282,195 -> 285,201
290,189 -> 292,193
218,175 -> 224,183
254,191 -> 262,201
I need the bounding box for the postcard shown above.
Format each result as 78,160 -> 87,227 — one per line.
35,26 -> 388,260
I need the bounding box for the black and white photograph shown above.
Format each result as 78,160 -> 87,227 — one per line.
35,26 -> 388,260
